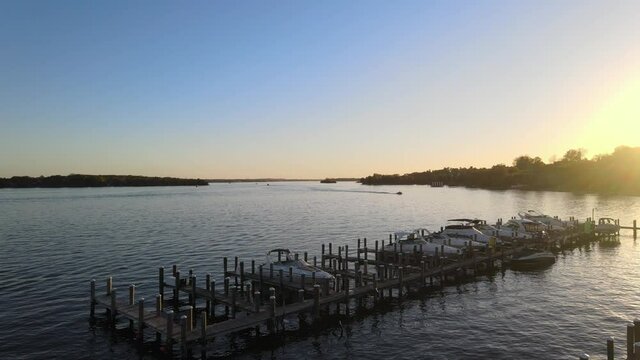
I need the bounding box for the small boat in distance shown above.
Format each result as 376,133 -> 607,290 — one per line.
396,191 -> 402,195
320,178 -> 337,183
263,249 -> 335,284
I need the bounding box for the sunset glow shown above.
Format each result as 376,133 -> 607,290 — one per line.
1,1 -> 639,178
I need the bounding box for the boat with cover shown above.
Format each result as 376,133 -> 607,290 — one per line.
511,248 -> 555,267
441,219 -> 497,244
595,217 -> 620,235
518,210 -> 568,232
496,219 -> 547,240
263,249 -> 335,284
466,219 -> 526,241
385,231 -> 462,255
416,228 -> 485,249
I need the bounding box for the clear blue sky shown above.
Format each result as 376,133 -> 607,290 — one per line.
1,0 -> 639,178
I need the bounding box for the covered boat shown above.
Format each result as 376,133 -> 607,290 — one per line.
263,249 -> 335,284
595,217 -> 620,235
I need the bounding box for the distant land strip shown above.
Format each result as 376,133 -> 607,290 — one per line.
205,178 -> 359,183
0,175 -> 208,188
360,146 -> 640,195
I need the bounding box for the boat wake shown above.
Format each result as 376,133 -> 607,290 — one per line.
311,188 -> 402,195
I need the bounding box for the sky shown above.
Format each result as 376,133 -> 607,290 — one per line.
1,0 -> 639,179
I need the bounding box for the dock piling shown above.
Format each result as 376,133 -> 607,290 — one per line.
137,298 -> 144,342
628,323 -> 634,359
165,310 -> 174,345
607,336 -> 614,360
159,267 -> 164,297
90,279 -> 96,319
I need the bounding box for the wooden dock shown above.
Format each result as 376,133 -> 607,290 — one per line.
89,217 -> 638,359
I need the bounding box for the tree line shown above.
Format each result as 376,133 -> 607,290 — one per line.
0,174 -> 209,188
360,146 -> 640,195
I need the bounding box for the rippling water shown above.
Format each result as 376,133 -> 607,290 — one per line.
1,182 -> 639,359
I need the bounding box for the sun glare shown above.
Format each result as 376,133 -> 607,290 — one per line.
578,74 -> 640,156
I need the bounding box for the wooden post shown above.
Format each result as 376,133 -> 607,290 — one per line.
210,279 -> 216,321
375,240 -> 379,262
240,262 -> 245,295
231,287 -> 237,319
329,242 -> 333,255
301,274 -> 306,290
314,256 -> 317,267
269,263 -> 274,279
165,310 -> 174,345
420,261 -> 426,287
635,319 -> 640,344
110,288 -> 117,324
289,266 -> 293,283
200,315 -> 207,360
298,289 -> 305,303
269,295 -> 276,333
129,284 -> 135,305
180,315 -> 187,360
205,273 -> 211,318
321,243 -> 326,268
635,342 -> 640,360
156,294 -> 163,315
90,279 -> 96,318
345,245 -> 349,271
137,298 -> 144,342
159,267 -> 165,297
373,273 -> 379,303
223,257 -> 228,275
607,336 -> 614,360
279,269 -> 284,299
174,270 -> 181,309
224,277 -> 230,317
254,291 -> 261,312
634,220 -> 637,239
106,276 -> 113,296
190,275 -> 196,307
398,266 -> 403,298
628,323 -> 635,360
259,265 -> 264,290
304,251 -> 308,262
313,284 -> 320,319
251,259 -> 255,274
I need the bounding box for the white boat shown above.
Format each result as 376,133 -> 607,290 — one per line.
264,249 -> 335,284
518,210 -> 568,231
511,248 -> 555,267
595,218 -> 620,234
441,220 -> 496,244
416,228 -> 485,249
385,231 -> 461,255
495,219 -> 546,240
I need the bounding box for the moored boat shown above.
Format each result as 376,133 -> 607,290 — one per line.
263,249 -> 335,284
385,231 -> 462,255
595,217 -> 620,235
511,248 -> 555,267
518,210 -> 568,232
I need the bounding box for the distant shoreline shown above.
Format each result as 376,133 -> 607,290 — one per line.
0,175 -> 208,188
206,178 -> 359,183
0,175 -> 363,188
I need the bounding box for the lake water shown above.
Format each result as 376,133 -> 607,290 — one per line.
1,182 -> 640,359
